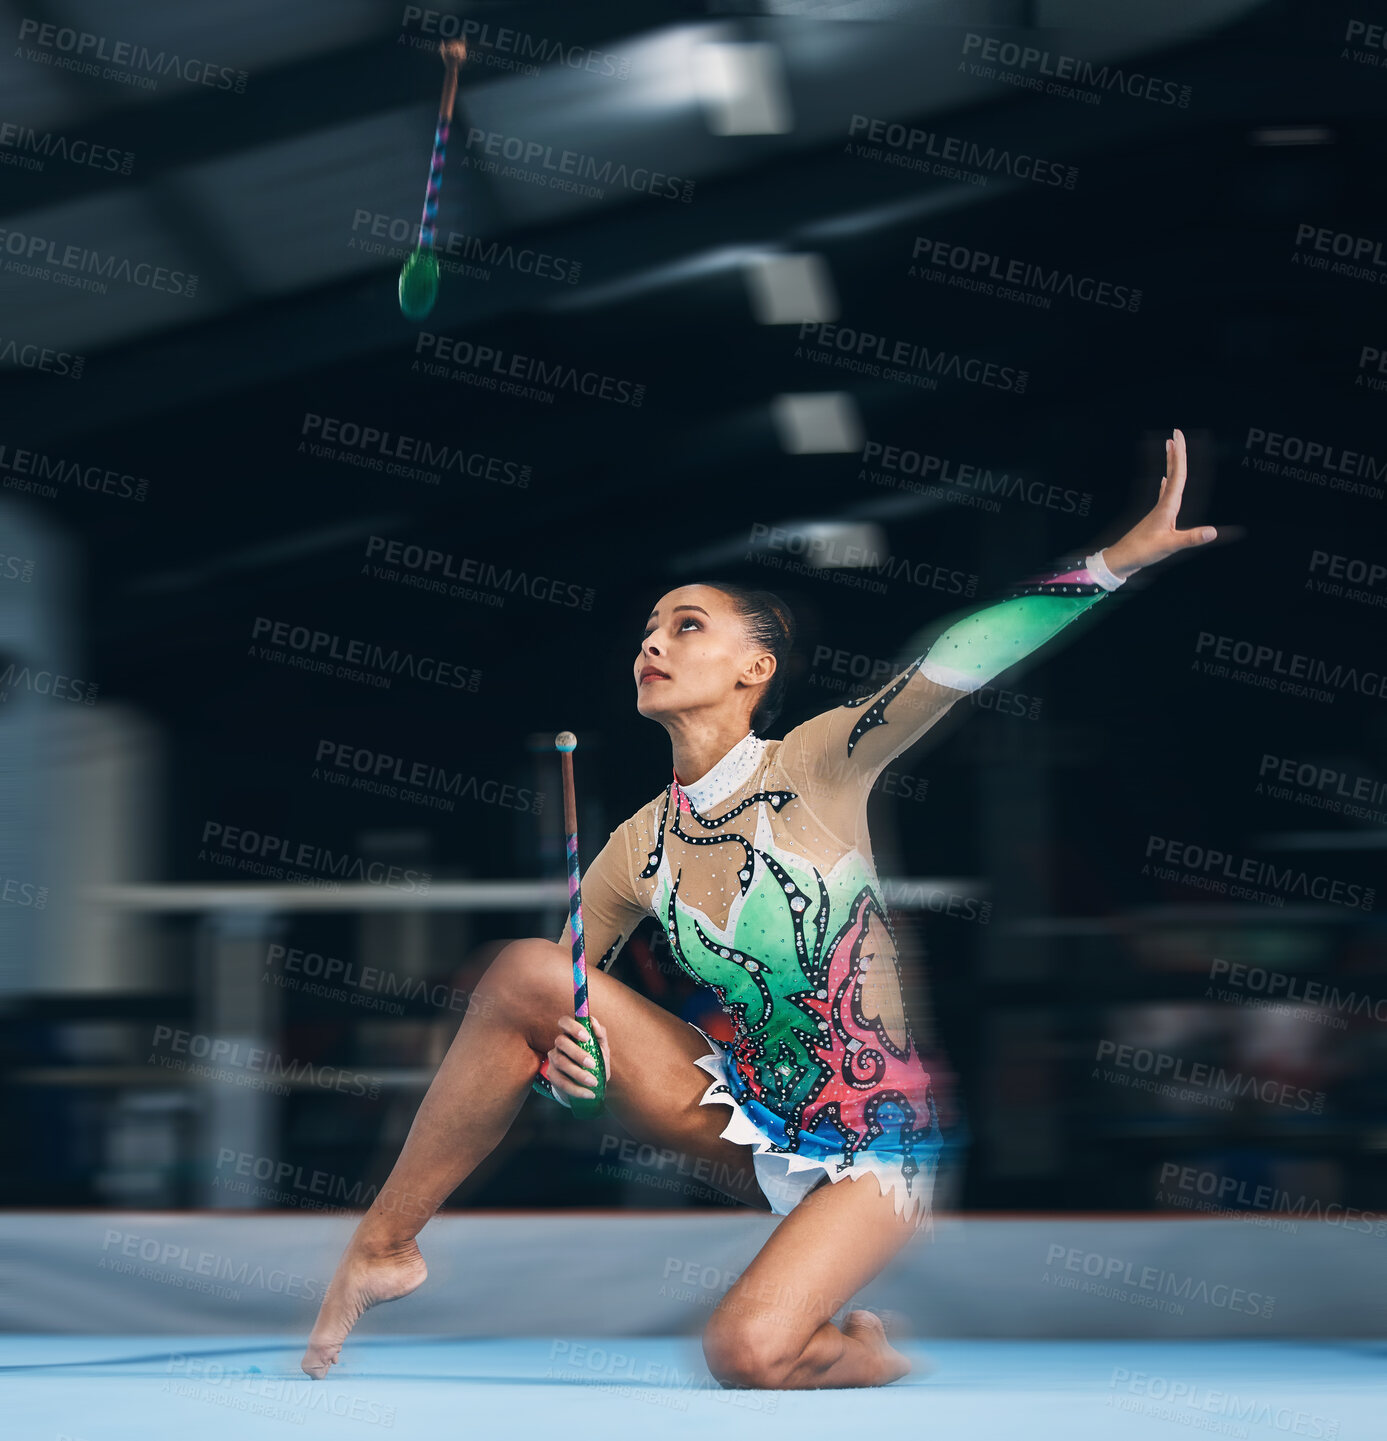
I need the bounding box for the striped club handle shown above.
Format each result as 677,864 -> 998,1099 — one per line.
417,116 -> 449,249
554,730 -> 605,1116
419,43 -> 463,249
565,829 -> 589,1017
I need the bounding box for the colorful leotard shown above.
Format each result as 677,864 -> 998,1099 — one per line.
533,549 -> 1127,1224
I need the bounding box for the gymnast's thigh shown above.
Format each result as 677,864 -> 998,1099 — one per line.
581,964 -> 768,1210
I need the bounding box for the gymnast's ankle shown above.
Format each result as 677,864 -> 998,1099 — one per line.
354,1201 -> 432,1253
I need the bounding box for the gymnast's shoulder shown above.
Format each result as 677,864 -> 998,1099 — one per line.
596,788 -> 668,853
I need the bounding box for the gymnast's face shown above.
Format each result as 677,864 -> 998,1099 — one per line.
636,586 -> 774,727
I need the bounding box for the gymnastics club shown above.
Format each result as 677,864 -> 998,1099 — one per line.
398,38 -> 466,321
554,731 -> 607,1117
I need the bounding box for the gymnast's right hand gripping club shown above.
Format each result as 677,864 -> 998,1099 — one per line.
555,731 -> 606,1117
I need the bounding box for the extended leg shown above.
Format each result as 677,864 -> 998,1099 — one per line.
302,937 -> 763,1377
702,1165 -> 926,1390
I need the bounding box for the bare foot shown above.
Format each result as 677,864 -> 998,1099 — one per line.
301,1236 -> 428,1379
873,1306 -> 934,1377
842,1308 -> 913,1385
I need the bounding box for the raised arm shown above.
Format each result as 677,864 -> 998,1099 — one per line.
780,429 -> 1218,838
531,821 -> 648,1108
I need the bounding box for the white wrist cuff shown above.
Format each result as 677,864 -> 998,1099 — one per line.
919,656 -> 987,693
1085,549 -> 1125,591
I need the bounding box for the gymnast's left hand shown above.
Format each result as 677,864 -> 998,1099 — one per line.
1101,428 -> 1218,580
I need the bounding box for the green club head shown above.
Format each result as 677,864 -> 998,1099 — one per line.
398,248 -> 439,320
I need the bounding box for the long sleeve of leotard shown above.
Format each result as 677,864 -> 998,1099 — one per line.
531,822 -> 648,1108
779,548 -> 1127,842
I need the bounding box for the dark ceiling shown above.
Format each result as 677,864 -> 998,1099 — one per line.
2,0 -> 1381,888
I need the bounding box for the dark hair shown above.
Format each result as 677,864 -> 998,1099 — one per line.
694,582 -> 797,736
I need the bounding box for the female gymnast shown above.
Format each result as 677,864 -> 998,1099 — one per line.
303,429 -> 1217,1389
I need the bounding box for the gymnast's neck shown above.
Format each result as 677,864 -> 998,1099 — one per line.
663,714 -> 757,791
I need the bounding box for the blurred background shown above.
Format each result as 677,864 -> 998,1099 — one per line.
1,0 -> 1383,1232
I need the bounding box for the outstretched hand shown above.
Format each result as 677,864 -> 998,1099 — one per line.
1103,428 -> 1219,580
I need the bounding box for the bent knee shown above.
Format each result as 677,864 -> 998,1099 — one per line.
702,1314 -> 796,1391
473,938 -> 572,1036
